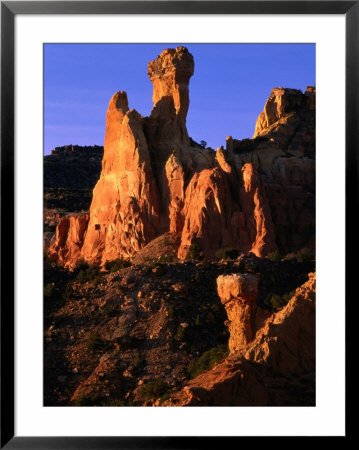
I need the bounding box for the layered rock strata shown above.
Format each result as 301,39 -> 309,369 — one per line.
48,47 -> 315,268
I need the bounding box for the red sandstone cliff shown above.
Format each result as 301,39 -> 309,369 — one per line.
48,47 -> 315,268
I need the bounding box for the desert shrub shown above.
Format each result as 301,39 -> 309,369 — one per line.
167,304 -> 175,319
243,262 -> 257,273
159,392 -> 171,405
74,392 -> 101,406
74,259 -> 90,272
62,283 -> 74,299
133,354 -> 142,369
215,247 -> 239,260
174,324 -> 186,341
264,290 -> 294,310
86,331 -> 103,351
283,252 -> 296,261
188,344 -> 229,379
194,272 -> 203,283
139,380 -> 170,401
76,265 -> 101,283
102,305 -> 116,317
295,247 -> 312,263
104,258 -> 132,273
44,283 -> 55,299
107,399 -> 125,407
268,250 -> 281,262
185,243 -> 202,260
158,254 -> 173,264
200,140 -> 207,148
195,314 -> 201,326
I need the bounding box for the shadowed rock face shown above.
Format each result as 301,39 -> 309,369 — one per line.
48,47 -> 315,268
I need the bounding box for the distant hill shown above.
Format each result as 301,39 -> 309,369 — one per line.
44,145 -> 103,211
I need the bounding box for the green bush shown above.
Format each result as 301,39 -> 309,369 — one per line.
174,324 -> 186,341
44,283 -> 55,299
195,314 -> 201,326
139,380 -> 170,401
295,247 -> 312,263
194,272 -> 203,283
283,252 -> 296,261
185,243 -> 202,260
215,247 -> 239,260
74,392 -> 101,406
158,254 -> 173,264
264,290 -> 294,310
104,258 -> 132,273
243,262 -> 257,273
268,250 -> 281,262
86,331 -> 104,351
62,283 -> 74,300
188,344 -> 229,379
168,304 -> 175,319
76,265 -> 101,284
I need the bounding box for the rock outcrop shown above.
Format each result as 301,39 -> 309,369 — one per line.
163,272 -> 315,406
48,47 -> 315,268
48,214 -> 89,266
217,273 -> 258,353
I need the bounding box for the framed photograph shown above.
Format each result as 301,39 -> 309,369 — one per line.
1,0 -> 353,447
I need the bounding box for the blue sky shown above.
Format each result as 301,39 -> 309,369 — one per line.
44,43 -> 315,155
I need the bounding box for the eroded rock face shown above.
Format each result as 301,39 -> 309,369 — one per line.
81,104 -> 161,266
217,274 -> 258,353
147,46 -> 194,147
253,87 -> 314,137
48,214 -> 89,267
48,48 -> 315,267
243,272 -> 316,374
164,272 -> 315,406
163,358 -> 269,406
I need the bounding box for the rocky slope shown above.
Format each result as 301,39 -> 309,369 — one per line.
48,46 -> 315,268
44,253 -> 314,406
163,272 -> 315,406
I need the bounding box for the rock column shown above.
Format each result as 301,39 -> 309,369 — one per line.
217,274 -> 258,353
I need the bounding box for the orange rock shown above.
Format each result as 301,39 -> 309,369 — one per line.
217,274 -> 258,353
253,87 -> 305,137
177,167 -> 234,259
243,272 -> 316,374
164,273 -> 315,406
81,106 -> 161,265
147,46 -> 194,147
48,49 -> 315,267
48,214 -> 89,268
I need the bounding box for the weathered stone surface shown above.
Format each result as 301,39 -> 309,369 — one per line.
48,214 -> 89,267
81,104 -> 161,265
177,167 -> 234,259
147,46 -> 194,147
217,274 -> 258,353
164,272 -> 315,406
163,358 -> 269,406
48,48 -> 315,267
243,272 -> 316,374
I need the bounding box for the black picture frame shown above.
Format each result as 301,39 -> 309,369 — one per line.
1,1 -> 354,447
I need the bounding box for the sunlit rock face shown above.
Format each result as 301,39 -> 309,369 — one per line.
48,48 -> 315,267
217,273 -> 258,353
